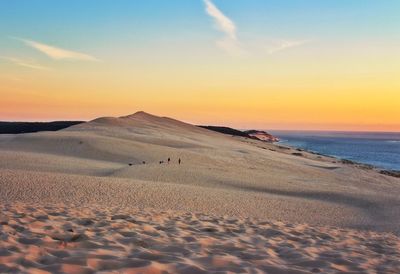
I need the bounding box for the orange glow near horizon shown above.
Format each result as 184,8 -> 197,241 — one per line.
1,1 -> 400,132
1,56 -> 399,132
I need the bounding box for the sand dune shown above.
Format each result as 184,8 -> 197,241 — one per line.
1,111 -> 400,273
1,203 -> 399,274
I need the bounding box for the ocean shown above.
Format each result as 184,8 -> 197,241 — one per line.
270,131 -> 400,171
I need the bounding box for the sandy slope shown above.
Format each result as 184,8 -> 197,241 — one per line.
1,203 -> 399,274
0,111 -> 400,273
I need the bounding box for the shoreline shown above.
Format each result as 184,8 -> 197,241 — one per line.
2,112 -> 400,272
275,140 -> 400,177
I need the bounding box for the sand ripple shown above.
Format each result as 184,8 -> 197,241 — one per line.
0,203 -> 399,273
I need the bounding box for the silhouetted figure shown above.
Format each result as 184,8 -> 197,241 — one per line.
142,161 -> 146,164
178,158 -> 181,165
159,161 -> 164,164
168,158 -> 170,164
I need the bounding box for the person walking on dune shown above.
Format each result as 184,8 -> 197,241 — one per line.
178,158 -> 181,165
168,157 -> 170,164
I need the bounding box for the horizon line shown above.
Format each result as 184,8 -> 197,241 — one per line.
1,118 -> 399,134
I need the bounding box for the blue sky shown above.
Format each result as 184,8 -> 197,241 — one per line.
1,0 -> 399,51
0,1 -> 399,130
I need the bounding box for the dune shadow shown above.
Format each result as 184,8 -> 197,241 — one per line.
223,181 -> 400,232
307,164 -> 341,170
221,181 -> 399,218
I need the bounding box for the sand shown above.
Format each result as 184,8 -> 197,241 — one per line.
0,111 -> 400,273
1,203 -> 399,274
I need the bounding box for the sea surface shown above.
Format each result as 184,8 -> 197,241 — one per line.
270,131 -> 400,171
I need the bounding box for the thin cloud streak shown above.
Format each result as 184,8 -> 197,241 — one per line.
267,39 -> 312,54
14,37 -> 100,62
204,0 -> 236,39
0,56 -> 50,70
203,1 -> 310,57
216,37 -> 246,56
204,0 -> 245,56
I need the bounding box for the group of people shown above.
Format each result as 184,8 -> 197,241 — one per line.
130,158 -> 182,166
159,157 -> 181,165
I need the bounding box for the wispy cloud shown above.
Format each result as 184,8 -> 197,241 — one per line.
203,1 -> 311,57
0,56 -> 50,70
203,0 -> 245,56
267,39 -> 312,54
204,0 -> 236,39
14,37 -> 100,62
216,37 -> 245,56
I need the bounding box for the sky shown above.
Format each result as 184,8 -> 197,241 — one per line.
0,0 -> 399,131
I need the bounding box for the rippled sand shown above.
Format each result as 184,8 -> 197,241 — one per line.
1,112 -> 400,273
1,203 -> 399,274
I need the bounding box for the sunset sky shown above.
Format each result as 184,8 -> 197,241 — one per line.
1,0 -> 399,131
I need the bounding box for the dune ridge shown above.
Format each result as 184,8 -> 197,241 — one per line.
1,111 -> 400,273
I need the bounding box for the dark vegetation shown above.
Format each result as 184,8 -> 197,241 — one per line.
380,170 -> 400,178
198,126 -> 252,138
340,159 -> 374,170
292,152 -> 303,156
0,121 -> 84,134
340,159 -> 356,165
199,126 -> 280,144
242,129 -> 259,134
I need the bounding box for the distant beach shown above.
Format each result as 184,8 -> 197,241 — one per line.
1,112 -> 400,273
271,131 -> 400,171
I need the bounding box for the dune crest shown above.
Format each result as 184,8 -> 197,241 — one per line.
1,111 -> 400,273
